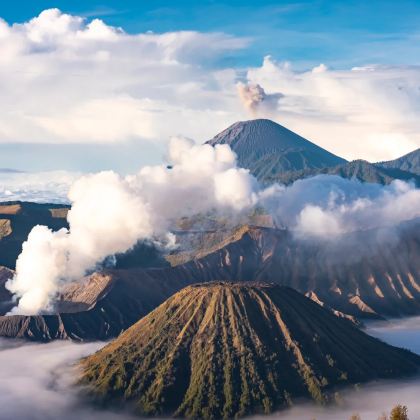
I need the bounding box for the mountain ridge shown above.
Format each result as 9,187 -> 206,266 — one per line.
0,218 -> 419,341
267,159 -> 420,186
378,148 -> 420,175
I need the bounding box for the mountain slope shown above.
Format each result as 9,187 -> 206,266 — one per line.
167,221 -> 420,319
0,269 -> 192,341
0,219 -> 419,341
267,159 -> 420,186
79,282 -> 420,418
0,201 -> 69,269
378,148 -> 420,175
206,119 -> 346,180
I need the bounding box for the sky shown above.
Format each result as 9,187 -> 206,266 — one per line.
0,1 -> 420,172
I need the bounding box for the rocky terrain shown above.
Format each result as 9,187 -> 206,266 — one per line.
0,120 -> 418,342
0,219 -> 418,340
0,269 -> 192,341
167,221 -> 420,319
378,148 -> 420,175
79,282 -> 420,418
0,201 -> 69,269
267,159 -> 420,186
206,119 -> 346,181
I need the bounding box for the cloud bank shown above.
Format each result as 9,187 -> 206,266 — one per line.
0,8 -> 246,146
0,170 -> 79,203
260,175 -> 420,239
0,9 -> 419,162
0,339 -> 136,420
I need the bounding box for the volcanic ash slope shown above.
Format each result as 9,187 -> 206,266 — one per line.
79,282 -> 420,419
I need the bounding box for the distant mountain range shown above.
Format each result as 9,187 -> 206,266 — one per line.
0,168 -> 24,173
267,159 -> 420,186
79,282 -> 420,418
208,119 -> 420,185
379,148 -> 420,175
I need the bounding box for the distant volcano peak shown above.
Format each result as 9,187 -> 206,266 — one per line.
206,119 -> 346,181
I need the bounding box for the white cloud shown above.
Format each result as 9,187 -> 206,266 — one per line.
260,175 -> 420,239
246,56 -> 420,161
0,9 -> 247,145
0,9 -> 419,163
0,339 -> 136,420
0,170 -> 79,203
6,138 -> 258,315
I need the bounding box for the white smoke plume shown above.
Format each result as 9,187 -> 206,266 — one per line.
5,140 -> 420,315
6,138 -> 258,315
237,82 -> 282,116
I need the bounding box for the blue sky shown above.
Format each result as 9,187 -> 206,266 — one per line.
0,1 -> 419,173
2,0 -> 420,68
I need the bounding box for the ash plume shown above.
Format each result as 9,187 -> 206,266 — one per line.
237,82 -> 282,116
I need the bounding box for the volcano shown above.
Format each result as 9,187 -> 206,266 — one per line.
206,119 -> 345,180
79,282 -> 420,418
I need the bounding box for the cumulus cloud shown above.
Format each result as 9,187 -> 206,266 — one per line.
0,8 -> 247,145
260,175 -> 420,239
245,56 -> 420,161
0,9 -> 419,162
6,138 -> 258,314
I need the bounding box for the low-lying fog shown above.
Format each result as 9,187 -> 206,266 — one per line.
0,318 -> 419,420
0,339 -> 136,420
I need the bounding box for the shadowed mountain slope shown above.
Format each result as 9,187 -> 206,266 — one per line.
378,148 -> 420,175
206,119 -> 345,180
267,159 -> 420,186
79,282 -> 420,419
0,269 -> 191,341
167,221 -> 420,319
0,219 -> 419,341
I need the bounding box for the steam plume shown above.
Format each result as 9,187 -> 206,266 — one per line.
6,138 -> 258,314
5,142 -> 420,315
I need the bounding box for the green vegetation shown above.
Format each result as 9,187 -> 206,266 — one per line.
79,283 -> 420,418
